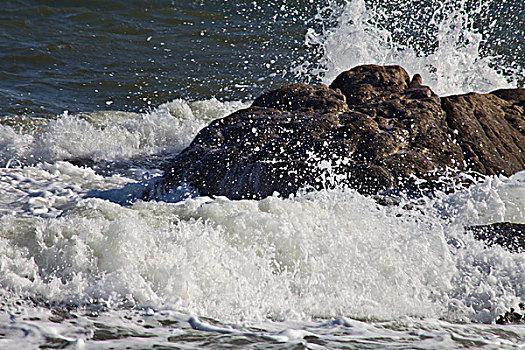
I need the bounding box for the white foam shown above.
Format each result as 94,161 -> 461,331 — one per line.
299,0 -> 516,95
0,99 -> 248,166
0,170 -> 523,324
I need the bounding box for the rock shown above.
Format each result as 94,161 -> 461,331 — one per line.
409,74 -> 423,88
441,92 -> 525,176
161,64 -> 525,200
467,222 -> 525,253
496,305 -> 524,325
329,64 -> 412,105
252,83 -> 348,113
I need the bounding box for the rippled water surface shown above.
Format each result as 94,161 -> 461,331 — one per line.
1,0 -> 524,117
1,0 -> 318,116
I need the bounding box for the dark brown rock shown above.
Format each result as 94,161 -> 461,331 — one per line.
409,74 -> 423,88
467,222 -> 525,253
329,64 -> 412,105
160,64 -> 525,200
252,83 -> 348,113
496,305 -> 524,325
441,93 -> 525,175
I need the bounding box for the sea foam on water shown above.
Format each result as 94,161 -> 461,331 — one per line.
1,157 -> 524,323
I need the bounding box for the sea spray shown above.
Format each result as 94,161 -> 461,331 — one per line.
297,0 -> 518,95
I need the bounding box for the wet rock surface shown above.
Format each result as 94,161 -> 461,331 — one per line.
496,305 -> 525,325
161,64 -> 525,199
467,222 -> 525,254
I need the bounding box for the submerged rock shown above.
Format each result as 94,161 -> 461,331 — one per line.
161,64 -> 525,199
496,305 -> 524,325
467,222 -> 525,254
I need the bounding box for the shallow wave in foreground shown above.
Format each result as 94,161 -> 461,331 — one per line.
1,155 -> 524,323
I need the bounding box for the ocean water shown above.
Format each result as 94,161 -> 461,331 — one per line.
1,0 -> 524,349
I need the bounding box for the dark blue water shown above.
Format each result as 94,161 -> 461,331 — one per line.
1,0 -> 523,118
0,0 -> 318,117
